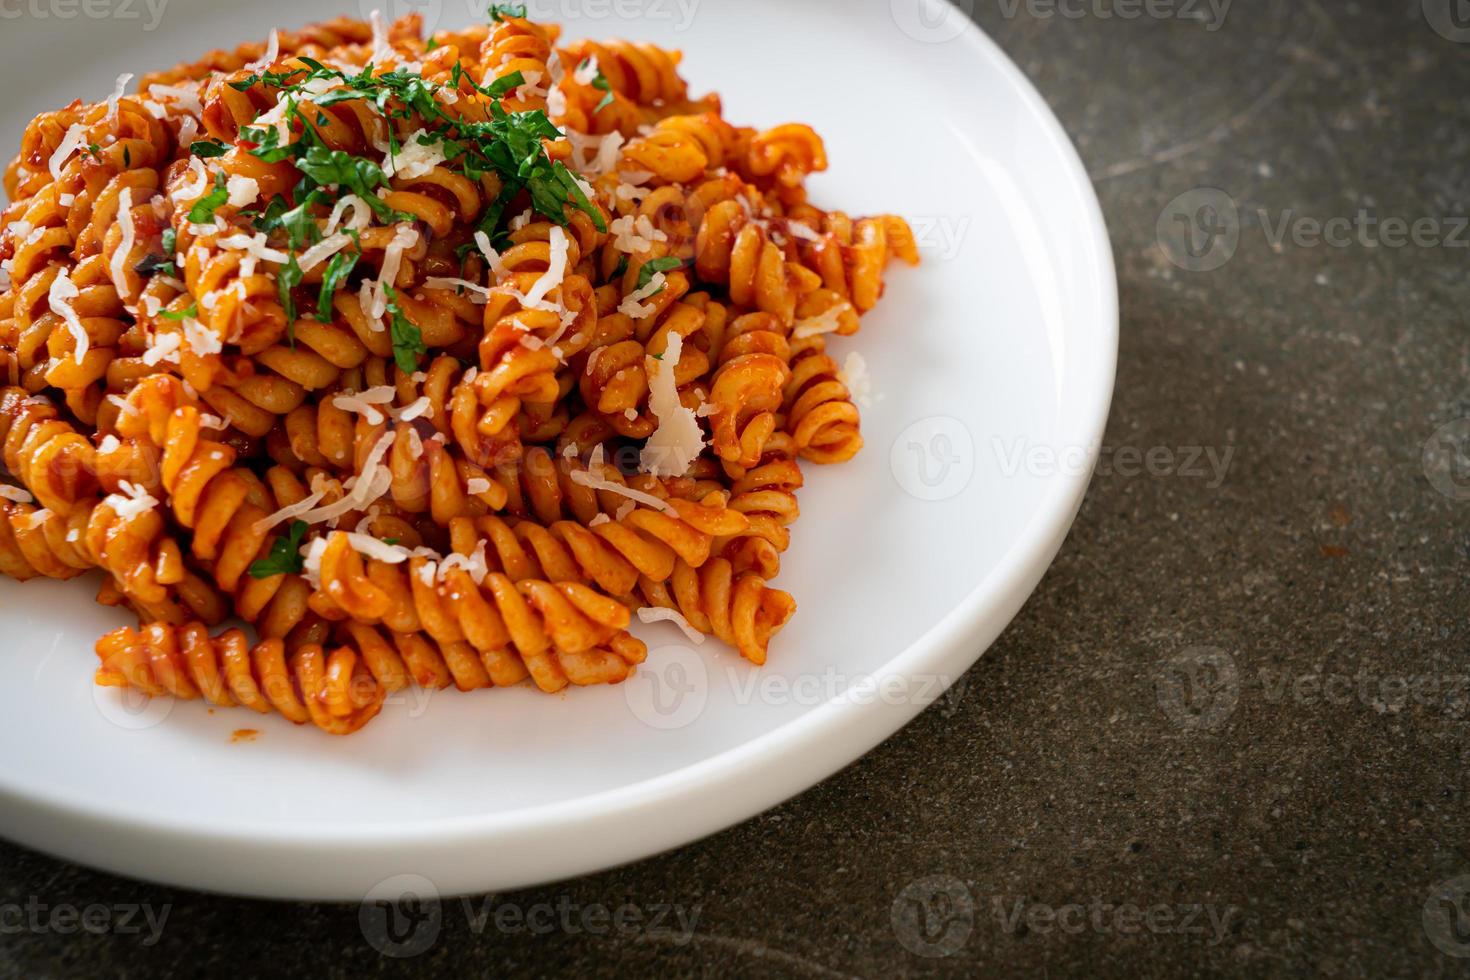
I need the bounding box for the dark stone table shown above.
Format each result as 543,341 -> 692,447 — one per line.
4,1 -> 1468,976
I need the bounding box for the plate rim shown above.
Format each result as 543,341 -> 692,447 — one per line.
0,0 -> 1118,899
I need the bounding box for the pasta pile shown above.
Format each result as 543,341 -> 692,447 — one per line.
0,10 -> 917,734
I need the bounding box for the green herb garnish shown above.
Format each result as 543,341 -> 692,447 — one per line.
186,172 -> 230,224
384,284 -> 427,374
316,248 -> 360,323
189,139 -> 229,158
248,521 -> 308,579
637,257 -> 684,291
158,303 -> 198,321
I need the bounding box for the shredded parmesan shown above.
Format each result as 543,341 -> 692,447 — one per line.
0,485 -> 33,504
571,448 -> 680,516
48,124 -> 88,179
48,268 -> 89,362
637,607 -> 706,644
839,351 -> 872,408
181,317 -> 222,357
225,174 -> 260,208
520,225 -> 569,309
472,231 -> 511,282
384,132 -> 448,179
216,232 -> 289,264
244,29 -> 280,71
106,480 -> 157,520
289,430 -> 396,526
147,82 -> 204,118
296,232 -> 352,274
465,477 -> 492,496
618,272 -> 666,320
109,186 -> 135,295
792,302 -> 853,340
326,195 -> 373,233
105,73 -> 133,121
140,331 -> 181,366
640,332 -> 704,478
423,277 -> 491,303
331,385 -> 397,425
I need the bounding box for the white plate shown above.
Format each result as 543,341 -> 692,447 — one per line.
0,0 -> 1115,899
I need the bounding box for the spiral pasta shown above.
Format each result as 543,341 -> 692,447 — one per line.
0,10 -> 917,734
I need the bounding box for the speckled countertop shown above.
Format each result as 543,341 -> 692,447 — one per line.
4,1 -> 1470,977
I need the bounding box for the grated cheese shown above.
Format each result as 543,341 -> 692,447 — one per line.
141,331 -> 181,366
473,231 -> 511,281
181,317 -> 222,357
423,276 -> 491,303
105,73 -> 133,121
244,29 -> 279,71
296,232 -> 353,274
618,271 -> 666,320
326,195 -> 372,233
839,351 -> 872,408
383,132 -> 447,179
465,477 -> 492,496
331,385 -> 397,425
146,82 -> 204,118
637,606 -> 706,645
640,331 -> 704,478
573,55 -> 600,86
48,268 -> 89,362
216,232 -> 288,264
520,225 -> 569,309
0,485 -> 33,504
48,124 -> 88,179
225,175 -> 260,208
571,447 -> 680,516
792,301 -> 853,340
395,396 -> 432,422
107,480 -> 157,520
108,186 -> 135,295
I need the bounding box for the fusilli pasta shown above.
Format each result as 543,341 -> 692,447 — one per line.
0,10 -> 917,734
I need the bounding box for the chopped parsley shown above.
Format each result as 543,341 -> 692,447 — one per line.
277,253 -> 304,331
158,303 -> 198,321
488,3 -> 527,21
189,139 -> 229,158
384,284 -> 426,373
248,521 -> 308,579
580,59 -> 615,114
316,247 -> 360,323
637,257 -> 685,291
187,172 -> 230,224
